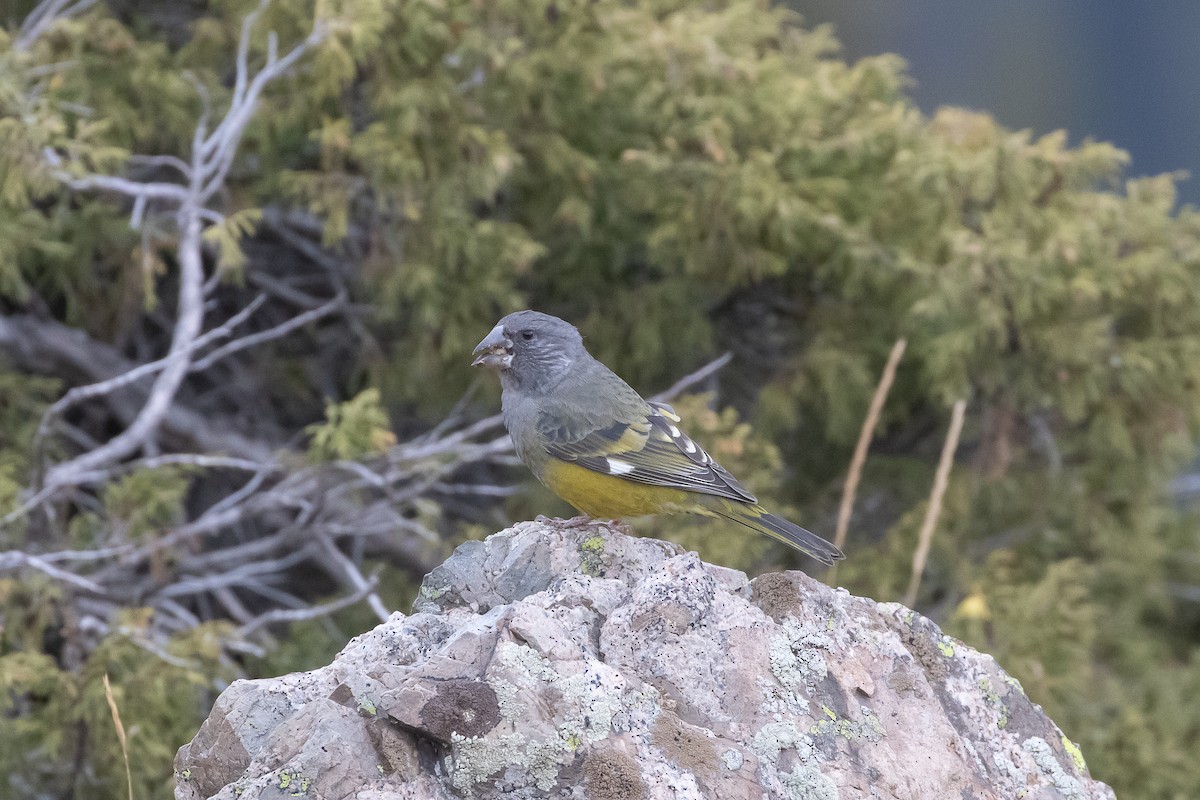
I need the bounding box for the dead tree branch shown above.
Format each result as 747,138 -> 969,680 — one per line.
31,2 -> 327,497
829,338 -> 907,581
0,410 -> 512,655
0,313 -> 275,462
33,296 -> 268,460
903,399 -> 967,608
15,0 -> 100,53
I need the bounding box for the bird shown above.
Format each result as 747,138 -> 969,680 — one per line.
471,310 -> 844,565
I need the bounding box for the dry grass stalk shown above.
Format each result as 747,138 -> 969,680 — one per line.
103,674 -> 134,800
903,399 -> 967,608
828,338 -> 907,581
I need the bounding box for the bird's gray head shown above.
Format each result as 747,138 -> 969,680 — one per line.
471,310 -> 587,391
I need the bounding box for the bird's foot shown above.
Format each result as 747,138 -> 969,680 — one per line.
536,514 -> 610,530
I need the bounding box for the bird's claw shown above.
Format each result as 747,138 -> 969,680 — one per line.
535,514 -> 609,530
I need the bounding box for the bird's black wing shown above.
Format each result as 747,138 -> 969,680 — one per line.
537,399 -> 757,503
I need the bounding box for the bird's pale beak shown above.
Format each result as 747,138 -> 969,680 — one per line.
472,324 -> 513,369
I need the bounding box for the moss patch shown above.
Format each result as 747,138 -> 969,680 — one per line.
751,572 -> 805,621
583,750 -> 646,800
419,679 -> 501,740
651,711 -> 716,776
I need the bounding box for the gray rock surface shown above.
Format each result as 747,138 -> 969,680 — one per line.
175,519 -> 1115,800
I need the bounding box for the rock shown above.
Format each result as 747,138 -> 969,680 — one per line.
174,519 -> 1115,800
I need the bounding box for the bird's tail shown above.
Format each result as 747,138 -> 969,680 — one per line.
706,500 -> 844,565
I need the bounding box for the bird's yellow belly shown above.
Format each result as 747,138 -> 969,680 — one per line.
541,460 -> 688,519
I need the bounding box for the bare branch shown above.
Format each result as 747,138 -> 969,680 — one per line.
128,154 -> 193,177
43,209 -> 207,489
190,291 -> 345,371
161,546 -> 315,599
35,296 -> 267,451
53,170 -> 193,203
903,399 -> 967,608
829,338 -> 907,581
201,463 -> 278,518
0,485 -> 59,529
0,313 -> 275,463
1,398 -> 516,669
651,352 -> 733,402
236,576 -> 382,639
228,0 -> 269,119
16,0 -> 99,52
128,453 -> 272,473
316,534 -> 390,622
4,0 -> 444,677
428,482 -> 521,497
198,9 -> 327,201
30,0 -> 328,504
0,550 -> 105,593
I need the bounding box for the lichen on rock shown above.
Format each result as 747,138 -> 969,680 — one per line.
174,519 -> 1115,799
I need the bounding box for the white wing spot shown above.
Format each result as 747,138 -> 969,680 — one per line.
667,424 -> 681,438
682,438 -> 697,453
607,459 -> 636,475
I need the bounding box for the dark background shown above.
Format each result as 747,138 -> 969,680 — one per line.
797,1 -> 1200,207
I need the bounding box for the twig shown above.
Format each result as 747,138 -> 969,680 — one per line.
652,352 -> 733,402
417,384 -> 481,443
34,295 -> 267,453
0,485 -> 59,529
201,463 -> 278,518
38,545 -> 132,563
16,0 -> 99,52
3,404 -> 508,668
236,575 -> 381,639
0,313 -> 274,465
54,171 -> 192,203
190,291 -> 345,371
429,482 -> 521,496
197,10 -> 327,202
160,547 -> 315,598
126,453 -> 271,472
128,153 -> 193,177
903,399 -> 967,608
829,338 -> 906,581
316,535 -> 390,622
0,550 -> 105,593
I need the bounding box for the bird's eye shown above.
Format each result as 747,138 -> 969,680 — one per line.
521,330 -> 535,341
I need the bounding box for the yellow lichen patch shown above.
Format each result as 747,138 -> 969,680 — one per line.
1061,736 -> 1087,772
580,535 -> 607,576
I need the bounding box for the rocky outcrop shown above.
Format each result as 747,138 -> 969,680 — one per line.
175,519 -> 1114,800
